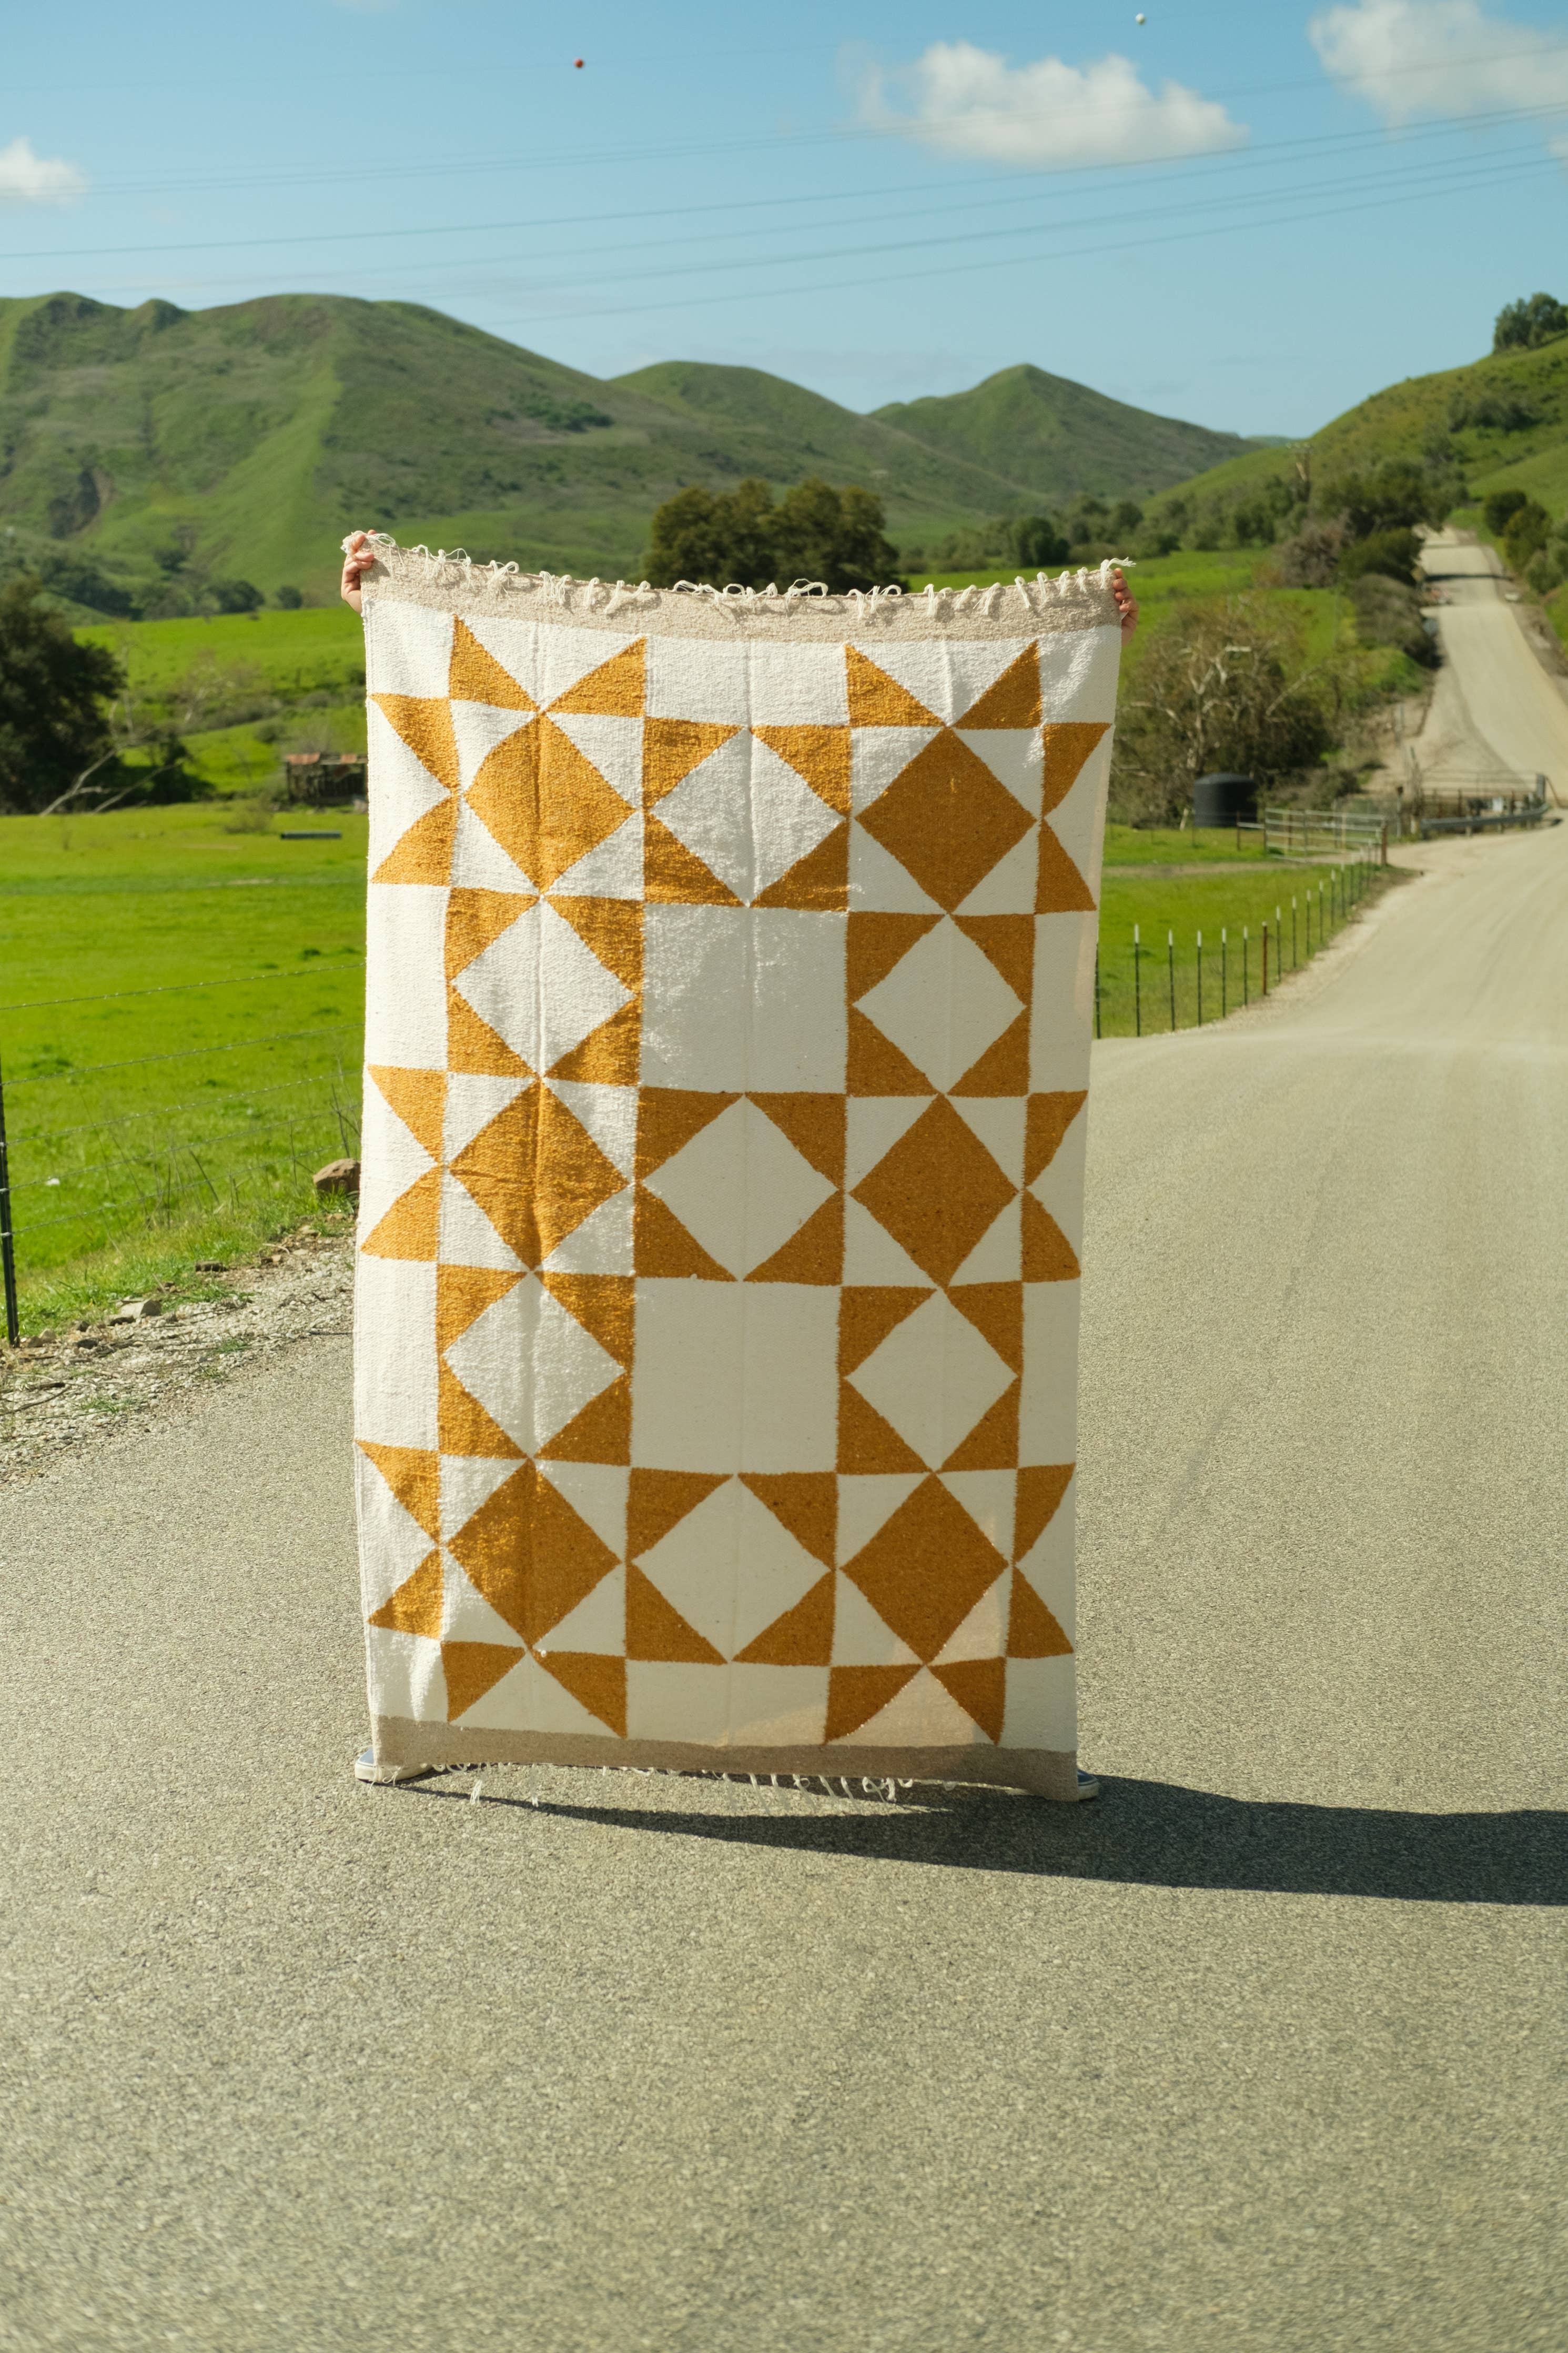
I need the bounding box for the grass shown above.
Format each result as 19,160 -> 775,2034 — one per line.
2,802 -> 368,1327
79,603 -> 365,699
1096,856 -> 1391,1037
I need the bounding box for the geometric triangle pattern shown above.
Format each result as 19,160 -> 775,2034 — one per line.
355,567 -> 1121,1795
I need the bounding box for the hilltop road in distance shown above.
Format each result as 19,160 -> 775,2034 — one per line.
4,628 -> 1566,2347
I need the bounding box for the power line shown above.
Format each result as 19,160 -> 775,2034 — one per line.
29,40 -> 1568,205
0,960 -> 361,1017
127,135 -> 1560,310
467,146 -> 1567,331
4,1024 -> 357,1088
4,97 -> 1563,268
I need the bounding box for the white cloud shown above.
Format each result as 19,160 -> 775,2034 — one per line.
1310,0 -> 1568,129
858,41 -> 1248,170
0,136 -> 87,205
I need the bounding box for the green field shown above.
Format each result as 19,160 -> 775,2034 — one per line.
0,798 -> 1387,1335
2,805 -> 367,1330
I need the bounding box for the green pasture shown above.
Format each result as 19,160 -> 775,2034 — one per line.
2,803 -> 368,1329
0,797 -> 1388,1337
1095,856 -> 1389,1037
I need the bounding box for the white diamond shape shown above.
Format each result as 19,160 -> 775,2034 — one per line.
658,731 -> 839,902
847,1290 -> 1013,1466
856,921 -> 1021,1093
444,1274 -> 616,1453
453,899 -> 630,1074
643,1100 -> 834,1277
636,1480 -> 821,1658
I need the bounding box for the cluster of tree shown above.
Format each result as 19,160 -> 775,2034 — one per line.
1484,486 -> 1567,593
0,578 -> 278,814
1272,462 -> 1449,645
644,476 -> 901,593
903,494 -> 1146,577
1111,594 -> 1350,826
1493,293 -> 1568,354
1448,388 -> 1540,435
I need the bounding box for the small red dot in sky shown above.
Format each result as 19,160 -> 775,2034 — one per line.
574,57 -> 584,67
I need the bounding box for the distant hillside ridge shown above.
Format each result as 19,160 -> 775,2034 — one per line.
871,364 -> 1269,505
0,289 -> 1273,614
1141,329 -> 1568,542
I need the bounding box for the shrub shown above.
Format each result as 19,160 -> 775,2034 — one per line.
208,578 -> 264,614
1483,486 -> 1529,536
274,584 -> 304,609
1493,293 -> 1568,352
1339,527 -> 1422,586
1348,574 -> 1439,668
1449,390 -> 1540,434
1316,464 -> 1442,538
1276,518 -> 1350,587
1501,500 -> 1551,570
1013,514 -> 1070,568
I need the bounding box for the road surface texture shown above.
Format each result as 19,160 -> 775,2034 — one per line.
1416,528 -> 1568,784
5,599 -> 1567,2351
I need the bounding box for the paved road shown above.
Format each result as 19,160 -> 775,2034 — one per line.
1417,528 -> 1568,783
6,758 -> 1568,2346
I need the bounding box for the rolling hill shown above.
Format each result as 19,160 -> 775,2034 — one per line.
1142,330 -> 1568,534
0,289 -> 1268,612
871,364 -> 1266,505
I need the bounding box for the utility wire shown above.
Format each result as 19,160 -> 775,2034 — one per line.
36,39 -> 1568,203
3,1024 -> 357,1088
6,97 -> 1564,266
0,960 -> 361,1017
454,148 -> 1568,329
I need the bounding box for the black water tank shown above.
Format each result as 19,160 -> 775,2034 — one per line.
1192,771 -> 1256,828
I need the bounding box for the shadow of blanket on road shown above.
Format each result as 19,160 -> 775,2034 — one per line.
408,1776 -> 1565,1905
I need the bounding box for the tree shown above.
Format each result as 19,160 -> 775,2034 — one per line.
1014,515 -> 1069,568
274,584 -> 304,609
1339,527 -> 1422,586
1501,500 -> 1551,571
1316,464 -> 1442,538
1111,596 -> 1342,825
208,578 -> 264,614
644,476 -> 900,592
1482,487 -> 1529,536
771,478 -> 901,591
1493,293 -> 1567,353
0,577 -> 123,814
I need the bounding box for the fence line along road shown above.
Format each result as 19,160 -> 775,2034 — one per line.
1098,847 -> 1385,1040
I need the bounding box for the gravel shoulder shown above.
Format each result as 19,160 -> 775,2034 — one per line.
0,1230 -> 353,1490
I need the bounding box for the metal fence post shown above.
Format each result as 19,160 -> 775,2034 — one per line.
0,1054 -> 19,1348
1134,924 -> 1142,1037
1167,929 -> 1176,1031
1261,921 -> 1269,997
1197,930 -> 1203,1027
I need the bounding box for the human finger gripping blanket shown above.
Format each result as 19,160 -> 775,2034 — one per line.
354,539 -> 1122,1797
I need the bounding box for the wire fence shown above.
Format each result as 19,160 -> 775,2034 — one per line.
1095,847 -> 1385,1040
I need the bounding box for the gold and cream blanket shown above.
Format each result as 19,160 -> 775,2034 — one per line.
353,540 -> 1121,1797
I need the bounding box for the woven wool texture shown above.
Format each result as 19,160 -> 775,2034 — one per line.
355,547 -> 1122,1796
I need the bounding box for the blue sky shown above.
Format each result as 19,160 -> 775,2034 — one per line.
4,0 -> 1567,434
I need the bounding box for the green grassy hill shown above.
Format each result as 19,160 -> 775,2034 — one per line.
871,364 -> 1266,504
1145,331 -> 1568,532
0,290 -> 1268,612
609,360 -> 1023,516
